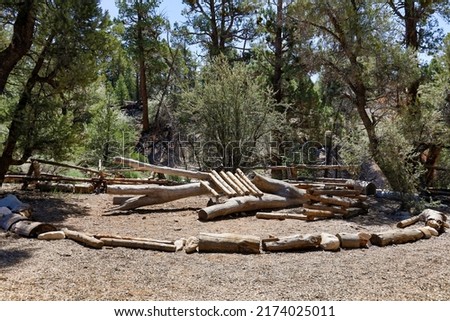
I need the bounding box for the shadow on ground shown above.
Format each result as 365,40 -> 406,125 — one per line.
0,246 -> 34,269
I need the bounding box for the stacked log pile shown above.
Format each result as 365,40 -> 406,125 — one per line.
302,180 -> 372,220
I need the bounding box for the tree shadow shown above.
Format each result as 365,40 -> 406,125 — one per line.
0,191 -> 89,224
0,246 -> 34,269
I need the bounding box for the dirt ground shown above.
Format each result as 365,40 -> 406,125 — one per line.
1,185 -> 449,301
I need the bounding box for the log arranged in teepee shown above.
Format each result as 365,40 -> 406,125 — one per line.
108,182 -> 209,211
197,232 -> 261,254
370,228 -> 424,247
262,233 -> 321,252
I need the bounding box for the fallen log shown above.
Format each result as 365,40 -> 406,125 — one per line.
114,156 -> 210,180
11,221 -> 56,238
262,233 -> 321,252
197,232 -> 260,254
396,215 -> 421,228
38,231 -> 66,240
337,232 -> 371,249
62,228 -> 104,249
420,209 -> 448,233
370,229 -> 424,247
100,237 -> 176,252
108,182 -> 209,211
256,211 -> 308,220
250,173 -> 305,198
320,233 -> 340,251
303,203 -> 347,215
198,194 -> 305,221
93,233 -> 174,244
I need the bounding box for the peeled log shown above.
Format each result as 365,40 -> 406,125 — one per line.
197,233 -> 260,254
109,183 -> 208,211
250,173 -> 305,198
320,233 -> 340,251
370,229 -> 424,247
262,233 -> 321,252
100,238 -> 176,252
397,215 -> 421,228
38,231 -> 66,240
337,232 -> 371,249
198,194 -> 305,221
62,228 -> 104,249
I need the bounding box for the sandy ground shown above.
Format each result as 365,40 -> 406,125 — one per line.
1,186 -> 449,301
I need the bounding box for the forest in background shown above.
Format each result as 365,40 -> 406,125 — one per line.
1,0 -> 450,194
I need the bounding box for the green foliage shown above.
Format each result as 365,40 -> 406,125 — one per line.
83,86 -> 138,166
178,55 -> 283,168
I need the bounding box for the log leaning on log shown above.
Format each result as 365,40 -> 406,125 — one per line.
62,228 -> 104,249
108,182 -> 209,211
197,233 -> 260,254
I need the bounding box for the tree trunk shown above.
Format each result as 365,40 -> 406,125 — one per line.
137,10 -> 149,132
197,232 -> 261,254
0,0 -> 36,94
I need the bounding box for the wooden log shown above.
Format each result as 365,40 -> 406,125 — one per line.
262,233 -> 321,252
108,183 -> 209,211
114,156 -> 210,180
396,215 -> 421,228
93,233 -> 174,244
303,203 -> 347,215
320,233 -> 340,251
310,189 -> 361,197
219,171 -> 244,195
31,158 -> 101,175
227,171 -> 251,195
197,232 -> 260,254
304,209 -> 335,218
185,236 -> 199,254
370,229 -> 424,247
236,169 -> 264,196
256,212 -> 308,220
198,194 -> 306,221
37,231 -> 66,240
211,170 -> 236,196
100,237 -> 176,252
336,232 -> 371,248
306,194 -> 359,208
200,181 -> 220,197
250,173 -> 305,198
420,226 -> 439,236
11,221 -> 56,238
208,173 -> 234,196
62,228 -> 104,249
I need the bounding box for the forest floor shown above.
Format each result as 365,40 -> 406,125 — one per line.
1,185 -> 449,301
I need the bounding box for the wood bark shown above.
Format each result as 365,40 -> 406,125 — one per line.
62,228 -> 104,249
262,233 -> 321,252
250,173 -> 305,198
114,156 -> 211,180
197,233 -> 260,254
198,194 -> 305,221
100,238 -> 176,252
108,183 -> 208,211
370,229 -> 424,247
11,220 -> 56,238
256,212 -> 308,220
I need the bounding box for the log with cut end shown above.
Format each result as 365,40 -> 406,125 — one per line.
320,233 -> 340,251
100,237 -> 176,252
197,233 -> 260,254
108,182 -> 209,211
337,232 -> 371,248
37,231 -> 66,240
198,194 -> 306,221
62,228 -> 104,249
262,233 -> 321,252
250,173 -> 305,198
370,229 -> 424,247
397,215 -> 421,228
